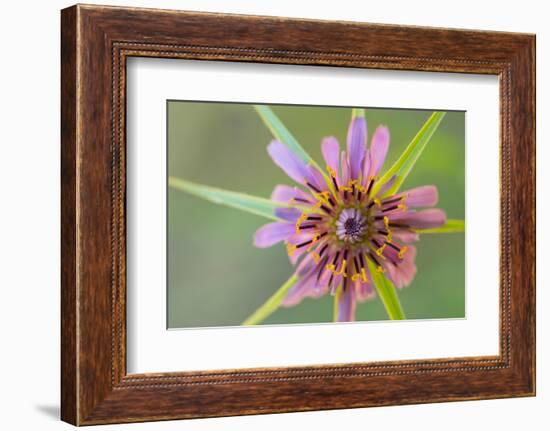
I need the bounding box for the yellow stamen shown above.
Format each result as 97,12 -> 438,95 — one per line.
317,191 -> 331,200
376,265 -> 385,273
335,259 -> 347,276
398,246 -> 409,259
310,252 -> 321,264
295,212 -> 308,233
327,165 -> 337,178
326,260 -> 348,277
306,235 -> 320,252
397,196 -> 407,211
286,243 -> 297,257
351,268 -> 369,283
376,244 -> 387,256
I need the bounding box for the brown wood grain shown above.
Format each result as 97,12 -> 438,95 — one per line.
61,4 -> 536,425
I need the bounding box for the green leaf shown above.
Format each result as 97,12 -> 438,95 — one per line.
416,219 -> 465,234
366,260 -> 406,320
242,274 -> 298,325
376,111 -> 446,197
169,176 -> 293,221
333,285 -> 342,322
253,105 -> 324,173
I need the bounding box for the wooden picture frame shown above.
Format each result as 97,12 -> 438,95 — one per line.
61,4 -> 535,425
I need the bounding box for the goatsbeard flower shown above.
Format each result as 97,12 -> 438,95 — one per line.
253,115 -> 446,321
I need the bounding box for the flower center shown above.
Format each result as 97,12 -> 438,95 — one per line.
335,208 -> 367,243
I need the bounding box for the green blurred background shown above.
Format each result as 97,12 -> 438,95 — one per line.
167,101 -> 465,328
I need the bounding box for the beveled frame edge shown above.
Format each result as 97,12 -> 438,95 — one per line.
61,4 -> 535,426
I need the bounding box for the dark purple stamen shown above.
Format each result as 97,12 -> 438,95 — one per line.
382,205 -> 399,213
306,182 -> 321,193
368,252 -> 382,267
371,238 -> 383,249
386,242 -> 401,252
331,176 -> 339,191
359,253 -> 366,269
366,178 -> 375,196
296,239 -> 314,248
382,196 -> 402,205
389,222 -> 410,228
317,257 -> 328,281
353,256 -> 360,273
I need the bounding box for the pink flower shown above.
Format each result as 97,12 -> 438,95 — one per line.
254,115 -> 446,321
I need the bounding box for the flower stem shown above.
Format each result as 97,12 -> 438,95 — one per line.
367,260 -> 406,320
241,274 -> 298,325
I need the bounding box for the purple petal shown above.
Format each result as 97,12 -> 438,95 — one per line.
274,207 -> 301,222
253,222 -> 295,248
390,209 -> 447,229
288,244 -> 308,265
346,117 -> 367,180
267,140 -> 312,184
402,185 -> 438,208
337,286 -> 356,322
286,232 -> 318,264
354,278 -> 375,302
308,165 -> 328,191
369,126 -> 390,177
271,184 -> 296,203
361,151 -> 371,187
282,273 -> 317,306
340,151 -> 350,185
321,136 -> 340,180
271,184 -> 316,206
296,252 -> 317,276
376,175 -> 397,196
391,228 -> 419,243
385,246 -> 417,289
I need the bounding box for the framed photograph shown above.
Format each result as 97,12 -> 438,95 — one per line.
61,4 -> 535,425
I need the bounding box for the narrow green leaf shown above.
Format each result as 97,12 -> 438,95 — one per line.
333,285 -> 342,322
376,112 -> 446,197
254,105 -> 324,174
366,260 -> 406,320
169,176 -> 292,221
416,219 -> 465,234
242,274 -> 298,325
254,105 -> 339,196
352,108 -> 365,118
